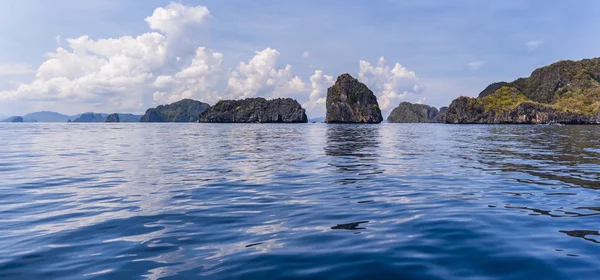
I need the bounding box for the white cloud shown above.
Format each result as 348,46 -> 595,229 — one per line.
145,2 -> 210,37
303,70 -> 334,116
55,35 -> 62,46
357,57 -> 420,111
467,60 -> 484,71
152,47 -> 224,104
0,2 -> 215,113
525,40 -> 542,50
224,48 -> 307,99
0,63 -> 34,76
302,51 -> 310,59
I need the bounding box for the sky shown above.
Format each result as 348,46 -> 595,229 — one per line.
0,0 -> 599,118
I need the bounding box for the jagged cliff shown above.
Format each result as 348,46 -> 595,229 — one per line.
199,98 -> 307,123
446,58 -> 600,124
325,74 -> 383,123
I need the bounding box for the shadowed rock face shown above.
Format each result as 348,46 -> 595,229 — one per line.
140,99 -> 210,122
105,113 -> 120,123
387,102 -> 443,123
325,74 -> 383,123
199,98 -> 307,123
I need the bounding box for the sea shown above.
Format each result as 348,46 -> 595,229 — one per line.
0,123 -> 599,279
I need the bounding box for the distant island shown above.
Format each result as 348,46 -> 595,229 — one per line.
444,58 -> 600,124
199,98 -> 307,123
3,57 -> 600,125
387,102 -> 447,123
140,99 -> 210,122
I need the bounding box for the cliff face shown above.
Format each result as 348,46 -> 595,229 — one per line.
447,58 -> 600,124
105,113 -> 120,122
198,98 -> 307,123
387,102 -> 441,123
73,113 -> 105,122
325,74 -> 383,123
140,99 -> 210,122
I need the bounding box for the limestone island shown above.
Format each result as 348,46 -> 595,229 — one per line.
325,74 -> 383,123
140,99 -> 210,122
198,98 -> 307,123
444,58 -> 600,124
387,102 -> 447,123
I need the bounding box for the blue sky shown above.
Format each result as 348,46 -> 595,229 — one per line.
0,0 -> 599,117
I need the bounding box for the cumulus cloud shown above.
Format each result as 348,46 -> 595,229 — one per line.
303,70 -> 334,116
525,40 -> 542,50
0,2 -> 215,113
152,47 -> 224,104
224,48 -> 307,99
358,57 -> 420,111
467,60 -> 484,71
145,2 -> 210,37
0,63 -> 34,76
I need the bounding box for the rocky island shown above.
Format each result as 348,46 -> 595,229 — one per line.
73,113 -> 105,122
2,116 -> 24,123
105,113 -> 120,123
445,58 -> 600,124
387,102 -> 447,123
325,74 -> 383,123
140,99 -> 210,122
198,98 -> 307,123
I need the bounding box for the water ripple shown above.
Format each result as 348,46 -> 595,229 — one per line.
0,123 -> 599,279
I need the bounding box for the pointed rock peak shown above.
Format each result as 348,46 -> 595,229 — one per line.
325,74 -> 383,123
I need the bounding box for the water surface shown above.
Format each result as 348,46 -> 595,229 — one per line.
0,123 -> 599,279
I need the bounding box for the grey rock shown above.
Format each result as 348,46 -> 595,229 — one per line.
199,98 -> 307,123
325,74 -> 383,123
387,102 -> 441,123
140,99 -> 210,122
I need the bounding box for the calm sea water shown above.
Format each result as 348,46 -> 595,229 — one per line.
0,123 -> 599,279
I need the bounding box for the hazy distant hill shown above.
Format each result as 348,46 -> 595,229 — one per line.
309,117 -> 325,123
2,116 -> 24,122
23,111 -> 71,122
73,113 -> 106,122
117,113 -> 142,122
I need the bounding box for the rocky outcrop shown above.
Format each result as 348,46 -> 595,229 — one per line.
105,113 -> 120,122
140,99 -> 210,122
387,102 -> 441,123
447,57 -> 600,124
445,95 -> 599,124
198,98 -> 307,123
325,74 -> 383,123
3,116 -> 24,122
73,113 -> 105,122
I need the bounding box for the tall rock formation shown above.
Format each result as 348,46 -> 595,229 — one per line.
140,99 -> 210,122
199,98 -> 307,123
325,74 -> 383,123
